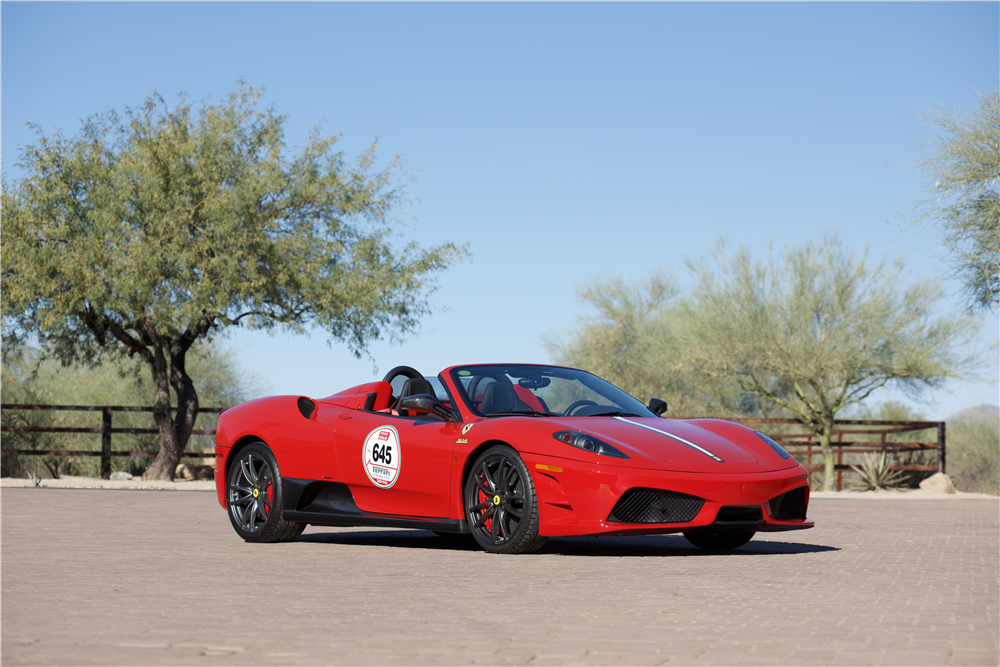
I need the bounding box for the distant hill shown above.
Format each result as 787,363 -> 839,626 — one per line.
946,404 -> 1000,424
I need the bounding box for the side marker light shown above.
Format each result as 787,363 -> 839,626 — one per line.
535,463 -> 563,473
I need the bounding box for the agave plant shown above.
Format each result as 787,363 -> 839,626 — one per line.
849,452 -> 907,491
26,472 -> 42,488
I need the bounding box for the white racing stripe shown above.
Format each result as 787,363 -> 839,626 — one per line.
613,417 -> 725,463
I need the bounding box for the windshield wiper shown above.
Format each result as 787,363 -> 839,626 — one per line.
483,410 -> 559,417
586,411 -> 642,418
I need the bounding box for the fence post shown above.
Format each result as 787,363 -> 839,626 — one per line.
937,421 -> 946,474
101,408 -> 112,480
836,432 -> 843,492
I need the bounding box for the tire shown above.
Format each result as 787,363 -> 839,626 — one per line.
464,445 -> 547,554
226,442 -> 305,543
683,530 -> 755,551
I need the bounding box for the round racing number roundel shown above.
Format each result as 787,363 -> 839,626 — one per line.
363,426 -> 401,488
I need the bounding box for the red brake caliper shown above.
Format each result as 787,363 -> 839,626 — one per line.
265,481 -> 272,514
479,488 -> 492,532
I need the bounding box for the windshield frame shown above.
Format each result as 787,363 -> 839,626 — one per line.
447,364 -> 659,419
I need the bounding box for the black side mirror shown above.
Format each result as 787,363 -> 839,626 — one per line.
398,394 -> 459,421
648,398 -> 668,416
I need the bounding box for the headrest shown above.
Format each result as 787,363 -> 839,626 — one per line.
399,377 -> 436,398
480,381 -> 516,414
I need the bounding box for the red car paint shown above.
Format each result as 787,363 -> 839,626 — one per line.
215,363 -> 814,538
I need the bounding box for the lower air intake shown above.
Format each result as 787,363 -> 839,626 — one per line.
768,486 -> 807,521
608,488 -> 704,524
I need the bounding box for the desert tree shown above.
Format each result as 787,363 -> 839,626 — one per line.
912,90 -> 1000,315
548,272 -> 762,416
1,83 -> 466,480
679,234 -> 985,491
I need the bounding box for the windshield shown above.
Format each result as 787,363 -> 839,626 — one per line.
449,364 -> 658,418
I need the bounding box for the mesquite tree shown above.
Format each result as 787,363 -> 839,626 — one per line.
912,90 -> 1000,316
679,234 -> 984,491
1,84 -> 465,480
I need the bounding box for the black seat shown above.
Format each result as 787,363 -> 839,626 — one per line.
479,381 -> 526,414
396,377 -> 438,417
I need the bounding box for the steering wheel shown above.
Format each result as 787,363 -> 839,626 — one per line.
565,399 -> 597,416
382,365 -> 424,385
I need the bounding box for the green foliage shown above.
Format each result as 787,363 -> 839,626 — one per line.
849,452 -> 907,492
1,342 -> 262,479
677,234 -> 985,491
947,413 -> 1000,495
551,235 -> 987,491
913,91 -> 1000,315
1,82 -> 466,479
548,272 -> 782,417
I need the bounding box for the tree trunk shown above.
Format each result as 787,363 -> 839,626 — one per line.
817,421 -> 836,492
141,337 -> 200,481
143,343 -> 184,481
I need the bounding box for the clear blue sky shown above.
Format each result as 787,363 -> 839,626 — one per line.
3,2 -> 998,420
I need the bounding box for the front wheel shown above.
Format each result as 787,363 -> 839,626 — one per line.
226,442 -> 305,543
464,445 -> 547,554
683,530 -> 755,551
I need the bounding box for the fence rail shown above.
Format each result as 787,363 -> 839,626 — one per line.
1,404 -> 225,480
676,416 -> 946,490
2,405 -> 945,490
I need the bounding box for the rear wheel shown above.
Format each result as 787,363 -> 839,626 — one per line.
226,442 -> 305,543
683,530 -> 755,551
464,445 -> 547,554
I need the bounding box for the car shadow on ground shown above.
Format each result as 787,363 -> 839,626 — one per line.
297,529 -> 838,556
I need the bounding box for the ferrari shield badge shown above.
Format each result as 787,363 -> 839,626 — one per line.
363,426 -> 401,488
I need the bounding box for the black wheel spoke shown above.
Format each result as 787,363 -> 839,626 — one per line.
501,461 -> 517,490
241,457 -> 257,485
480,462 -> 496,492
496,508 -> 509,541
474,475 -> 492,497
474,505 -> 495,529
502,502 -> 522,520
470,501 -> 491,513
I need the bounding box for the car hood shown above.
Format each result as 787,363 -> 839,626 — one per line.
530,416 -> 795,474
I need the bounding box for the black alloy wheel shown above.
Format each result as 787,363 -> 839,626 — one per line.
226,442 -> 305,543
464,445 -> 547,554
683,530 -> 755,551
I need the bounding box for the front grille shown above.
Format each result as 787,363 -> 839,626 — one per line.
715,505 -> 763,522
768,486 -> 807,521
608,488 -> 704,524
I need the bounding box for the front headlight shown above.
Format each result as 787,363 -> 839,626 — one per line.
552,430 -> 630,459
754,431 -> 791,459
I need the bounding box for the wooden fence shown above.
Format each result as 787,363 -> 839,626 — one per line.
2,405 -> 945,490
687,416 -> 946,491
1,404 -> 225,480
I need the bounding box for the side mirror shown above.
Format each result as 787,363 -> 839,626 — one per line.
398,394 -> 459,421
648,398 -> 668,416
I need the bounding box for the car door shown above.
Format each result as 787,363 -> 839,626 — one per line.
334,411 -> 459,519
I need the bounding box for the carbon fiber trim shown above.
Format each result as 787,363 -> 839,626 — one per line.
607,488 -> 705,524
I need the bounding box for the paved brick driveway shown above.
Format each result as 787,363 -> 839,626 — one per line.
2,489 -> 997,666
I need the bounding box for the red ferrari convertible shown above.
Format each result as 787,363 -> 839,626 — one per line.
214,363 -> 813,553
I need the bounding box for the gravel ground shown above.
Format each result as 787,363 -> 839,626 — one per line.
810,488 -> 997,500
1,475 -> 994,498
0,475 -> 216,491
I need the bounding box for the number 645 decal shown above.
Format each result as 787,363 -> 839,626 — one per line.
363,426 -> 401,488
